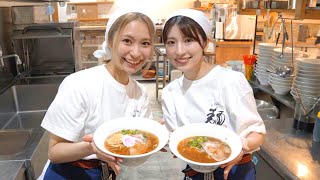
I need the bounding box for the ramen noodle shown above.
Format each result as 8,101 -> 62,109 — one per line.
177,136 -> 231,163
104,129 -> 158,155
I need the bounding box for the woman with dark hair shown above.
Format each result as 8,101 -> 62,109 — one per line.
161,9 -> 266,180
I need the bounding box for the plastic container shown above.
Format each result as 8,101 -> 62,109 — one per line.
313,111 -> 320,142
226,60 -> 244,73
243,55 -> 256,80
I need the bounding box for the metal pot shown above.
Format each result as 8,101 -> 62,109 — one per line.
256,99 -> 279,120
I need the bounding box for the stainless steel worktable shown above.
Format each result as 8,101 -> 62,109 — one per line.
260,118 -> 320,180
0,161 -> 25,180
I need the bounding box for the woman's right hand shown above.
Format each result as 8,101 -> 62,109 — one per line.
83,134 -> 123,175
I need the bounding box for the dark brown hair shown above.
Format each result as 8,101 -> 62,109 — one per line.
162,16 -> 207,49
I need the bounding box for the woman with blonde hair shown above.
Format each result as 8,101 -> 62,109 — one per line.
40,10 -> 156,180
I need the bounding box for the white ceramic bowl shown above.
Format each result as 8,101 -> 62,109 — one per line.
255,63 -> 270,69
293,82 -> 320,91
295,76 -> 320,84
269,73 -> 294,81
269,82 -> 291,95
257,76 -> 269,85
269,78 -> 292,86
94,117 -> 169,166
294,79 -> 320,88
290,90 -> 319,105
226,60 -> 244,72
294,87 -> 320,97
269,76 -> 293,84
169,123 -> 242,173
296,71 -> 320,79
296,58 -> 320,68
254,68 -> 269,75
258,43 -> 281,49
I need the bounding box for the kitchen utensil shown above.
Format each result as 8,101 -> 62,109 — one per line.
278,19 -> 286,59
256,99 -> 279,120
294,87 -> 307,115
273,19 -> 294,78
268,14 -> 281,39
294,97 -> 320,132
266,67 -> 294,77
275,65 -> 293,77
305,97 -> 320,117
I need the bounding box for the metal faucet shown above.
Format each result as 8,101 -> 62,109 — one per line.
0,47 -> 23,75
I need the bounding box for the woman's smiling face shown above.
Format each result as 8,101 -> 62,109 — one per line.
165,25 -> 204,74
112,20 -> 152,74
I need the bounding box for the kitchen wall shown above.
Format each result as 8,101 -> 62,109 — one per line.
108,0 -> 195,19
0,2 -> 45,88
61,0 -> 196,21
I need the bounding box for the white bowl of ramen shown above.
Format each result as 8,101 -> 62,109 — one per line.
94,117 -> 169,166
169,123 -> 242,173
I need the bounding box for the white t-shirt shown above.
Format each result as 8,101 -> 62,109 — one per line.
41,65 -> 152,142
161,65 -> 266,138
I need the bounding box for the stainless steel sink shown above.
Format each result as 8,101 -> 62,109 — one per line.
0,84 -> 59,156
0,129 -> 32,155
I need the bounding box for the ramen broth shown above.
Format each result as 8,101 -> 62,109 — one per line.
104,129 -> 159,155
177,136 -> 231,163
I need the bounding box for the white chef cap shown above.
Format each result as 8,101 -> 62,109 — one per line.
93,8 -> 154,60
165,9 -> 212,39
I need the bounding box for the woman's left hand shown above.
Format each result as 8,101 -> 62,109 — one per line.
219,150 -> 244,180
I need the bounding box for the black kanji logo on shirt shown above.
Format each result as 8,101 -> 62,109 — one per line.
206,107 -> 225,125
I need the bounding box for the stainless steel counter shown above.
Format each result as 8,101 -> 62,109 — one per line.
0,77 -> 63,180
259,118 -> 320,180
0,161 -> 25,180
251,79 -> 319,179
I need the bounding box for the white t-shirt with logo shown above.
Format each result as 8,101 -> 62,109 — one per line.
41,65 -> 152,142
161,65 -> 266,138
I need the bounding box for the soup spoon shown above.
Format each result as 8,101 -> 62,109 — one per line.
266,67 -> 294,77
267,19 -> 295,78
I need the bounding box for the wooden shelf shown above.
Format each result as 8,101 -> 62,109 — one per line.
304,8 -> 320,19
238,8 -> 295,15
67,2 -> 113,5
237,0 -> 320,19
77,26 -> 106,31
68,18 -> 108,21
192,7 -> 211,11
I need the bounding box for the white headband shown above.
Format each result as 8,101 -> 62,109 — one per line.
93,9 -> 154,60
165,9 -> 212,39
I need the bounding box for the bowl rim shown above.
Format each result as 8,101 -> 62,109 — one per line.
169,123 -> 242,167
93,117 -> 169,159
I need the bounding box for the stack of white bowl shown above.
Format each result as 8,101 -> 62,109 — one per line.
254,43 -> 278,85
270,47 -> 301,73
290,58 -> 320,107
268,47 -> 302,95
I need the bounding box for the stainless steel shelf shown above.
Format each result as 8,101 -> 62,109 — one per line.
250,80 -> 296,110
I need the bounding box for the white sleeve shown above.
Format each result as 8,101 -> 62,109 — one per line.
41,76 -> 88,142
161,87 -> 178,132
224,73 -> 266,138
